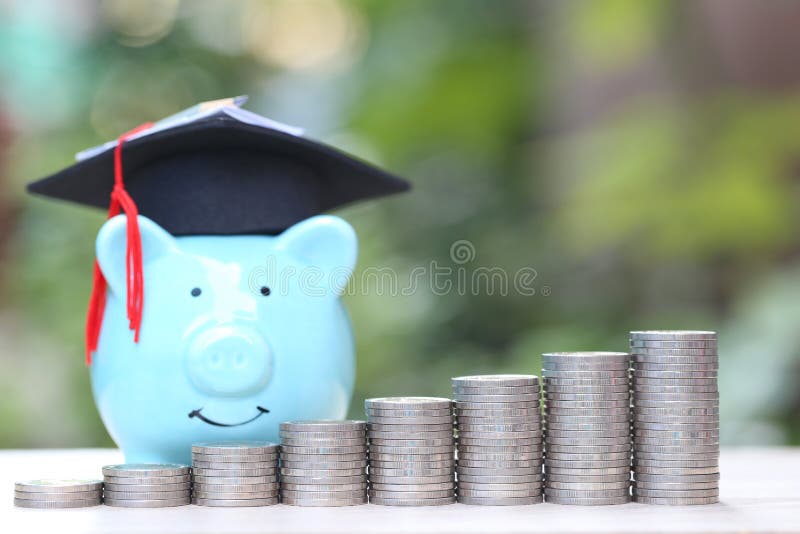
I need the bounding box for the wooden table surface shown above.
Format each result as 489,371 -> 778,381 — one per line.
2,447 -> 798,533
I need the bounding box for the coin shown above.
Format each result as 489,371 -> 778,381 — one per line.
366,408 -> 453,417
632,487 -> 719,498
452,375 -> 539,387
281,459 -> 368,469
369,460 -> 454,469
545,444 -> 630,453
194,489 -> 280,499
366,397 -> 453,410
193,483 -> 278,492
458,452 -> 542,462
455,401 -> 540,410
280,420 -> 366,432
634,466 -> 719,476
104,497 -> 191,507
458,437 -> 541,447
368,416 -> 454,425
192,441 -> 279,455
280,467 -> 366,477
634,472 -> 719,483
457,459 -> 541,469
457,473 -> 542,483
281,437 -> 365,447
545,495 -> 629,505
104,474 -> 192,484
630,339 -> 717,348
369,446 -> 454,456
14,490 -> 103,501
633,495 -> 719,505
629,331 -> 716,340
280,445 -> 368,455
281,452 -> 366,462
633,458 -> 719,468
454,394 -> 541,403
281,495 -> 366,506
15,479 -> 103,493
457,488 -> 543,498
193,467 -> 277,477
193,497 -> 278,507
545,459 -> 630,469
103,482 -> 190,492
457,466 -> 541,476
368,422 -> 453,432
192,453 -> 278,463
457,495 -> 541,505
192,475 -> 277,484
369,495 -> 455,506
102,463 -> 189,477
368,488 -> 454,499
368,431 -> 454,440
543,487 -> 628,498
369,467 -> 454,477
15,498 -> 102,508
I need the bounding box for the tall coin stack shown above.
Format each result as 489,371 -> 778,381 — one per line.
279,421 -> 368,506
191,441 -> 280,506
14,479 -> 103,508
542,352 -> 632,505
630,330 -> 720,505
366,397 -> 456,506
103,464 -> 191,507
452,375 -> 544,505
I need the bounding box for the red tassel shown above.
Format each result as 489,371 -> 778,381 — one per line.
85,122 -> 154,365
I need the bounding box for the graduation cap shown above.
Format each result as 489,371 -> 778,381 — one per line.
27,97 -> 410,363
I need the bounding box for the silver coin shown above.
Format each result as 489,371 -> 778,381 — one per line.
630,339 -> 717,348
545,414 -> 630,423
633,400 -> 719,408
633,445 -> 718,455
545,437 -> 630,446
370,482 -> 455,492
15,498 -> 101,508
452,375 -> 539,387
281,495 -> 366,507
368,416 -> 454,425
280,431 -> 366,441
281,472 -> 366,482
280,481 -> 367,491
369,495 -> 455,506
633,416 -> 719,426
454,393 -> 541,403
633,430 -> 719,440
104,497 -> 191,507
542,351 -> 628,360
545,444 -> 631,453
457,488 -> 542,498
633,423 -> 719,432
193,483 -> 279,492
458,432 -> 542,441
544,487 -> 629,498
545,495 -> 629,505
457,481 -> 542,490
369,438 -> 454,448
281,450 -> 366,460
629,330 -> 716,339
457,473 -> 542,483
453,385 -> 539,394
631,348 -> 718,357
369,453 -> 454,463
369,460 -> 454,469
366,407 -> 453,417
545,393 -> 630,402
192,475 -> 277,484
633,390 -> 718,399
368,488 -> 454,499
545,459 -> 630,469
281,460 -> 368,470
633,371 -> 718,379
546,480 -> 630,490
192,453 -> 278,463
633,466 -> 719,476
103,482 -> 191,492
457,466 -> 540,476
545,400 -> 630,409
280,445 -> 368,455
457,452 -> 543,462
193,467 -> 278,477
457,414 -> 540,424
103,474 -> 191,485
458,422 -> 541,432
102,463 -> 189,477
281,436 -> 366,447
633,473 -> 719,483
457,459 -> 541,469
633,386 -> 718,394
545,451 -> 631,461
458,495 -> 541,505
193,497 -> 278,507
104,488 -> 190,499
633,458 -> 719,468
632,487 -> 719,498
369,466 -> 454,477
456,443 -> 542,453
458,437 -> 541,447
370,445 -> 453,455
545,385 -> 630,394
545,429 -> 630,438
634,377 -> 717,386
369,474 -> 454,484
544,376 -> 629,384
368,422 -> 453,431
632,453 -> 719,464
544,473 -> 630,484
13,490 -> 102,501
633,495 -> 719,505
545,422 -> 630,431
455,401 -> 541,410
368,431 -> 454,440
195,489 -> 280,499
633,479 -> 719,490
192,459 -> 278,470
632,363 -> 718,372
281,467 -> 365,477
192,441 -> 279,455
366,397 -> 453,410
456,410 -> 541,420
15,479 -> 103,493
280,420 -> 366,432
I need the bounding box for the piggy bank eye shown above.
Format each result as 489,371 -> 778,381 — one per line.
260,286 -> 271,296
191,287 -> 202,297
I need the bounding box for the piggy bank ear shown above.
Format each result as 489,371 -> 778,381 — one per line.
276,215 -> 357,296
96,215 -> 177,296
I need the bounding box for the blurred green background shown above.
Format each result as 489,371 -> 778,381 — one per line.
0,0 -> 798,449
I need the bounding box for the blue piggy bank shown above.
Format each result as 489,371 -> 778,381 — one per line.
91,213 -> 357,464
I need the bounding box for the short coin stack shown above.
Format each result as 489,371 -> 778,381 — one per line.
630,331 -> 720,505
14,479 -> 103,508
103,464 -> 191,507
366,397 -> 456,506
542,352 -> 632,505
279,420 -> 368,506
452,375 -> 543,505
192,441 -> 279,506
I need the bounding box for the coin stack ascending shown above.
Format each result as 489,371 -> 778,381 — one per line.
103,464 -> 191,507
366,397 -> 456,506
14,479 -> 103,508
192,441 -> 280,506
452,375 -> 543,505
542,352 -> 632,505
279,420 -> 368,506
630,330 -> 720,505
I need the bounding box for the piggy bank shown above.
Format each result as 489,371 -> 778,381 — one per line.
91,213 -> 357,464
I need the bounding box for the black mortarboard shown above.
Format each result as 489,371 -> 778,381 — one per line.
27,98 -> 409,235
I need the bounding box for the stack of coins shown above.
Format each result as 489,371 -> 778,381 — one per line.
102,464 -> 191,507
14,479 -> 103,508
191,441 -> 280,506
542,352 -> 632,506
630,330 -> 720,505
366,397 -> 456,506
279,421 -> 368,506
452,375 -> 543,505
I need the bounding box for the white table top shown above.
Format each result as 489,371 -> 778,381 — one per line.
1,447 -> 798,533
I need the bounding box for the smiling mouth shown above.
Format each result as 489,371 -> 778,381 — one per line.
188,406 -> 270,427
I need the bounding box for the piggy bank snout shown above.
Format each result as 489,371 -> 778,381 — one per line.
185,326 -> 272,397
